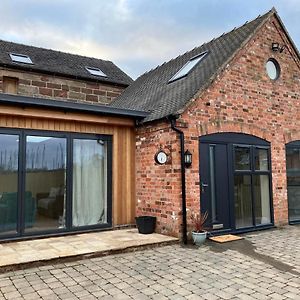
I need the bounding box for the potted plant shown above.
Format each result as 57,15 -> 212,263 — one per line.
190,211 -> 208,246
135,216 -> 156,234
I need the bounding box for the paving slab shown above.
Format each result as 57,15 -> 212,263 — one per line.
0,229 -> 178,272
0,226 -> 299,299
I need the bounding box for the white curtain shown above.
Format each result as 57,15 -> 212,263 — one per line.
72,139 -> 107,227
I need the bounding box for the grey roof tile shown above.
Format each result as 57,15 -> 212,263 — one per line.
0,40 -> 133,86
111,9 -> 275,122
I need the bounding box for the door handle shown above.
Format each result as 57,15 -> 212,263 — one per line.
201,182 -> 208,193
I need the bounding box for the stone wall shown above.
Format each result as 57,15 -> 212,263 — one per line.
0,68 -> 125,105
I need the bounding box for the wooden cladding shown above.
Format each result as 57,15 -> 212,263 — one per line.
0,104 -> 136,226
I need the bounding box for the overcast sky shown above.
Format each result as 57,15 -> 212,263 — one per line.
1,0 -> 299,79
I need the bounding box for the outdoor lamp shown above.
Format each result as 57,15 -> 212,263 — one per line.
272,42 -> 286,53
271,42 -> 280,52
184,150 -> 192,168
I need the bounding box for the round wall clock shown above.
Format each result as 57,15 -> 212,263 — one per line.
155,150 -> 168,165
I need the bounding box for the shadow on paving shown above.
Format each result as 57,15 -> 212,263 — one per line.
206,238 -> 300,276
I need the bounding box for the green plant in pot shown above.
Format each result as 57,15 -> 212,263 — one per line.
190,211 -> 208,246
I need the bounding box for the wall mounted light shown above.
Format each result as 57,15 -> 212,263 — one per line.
184,150 -> 192,168
272,42 -> 286,53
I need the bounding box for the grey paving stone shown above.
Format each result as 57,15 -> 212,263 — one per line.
0,226 -> 299,300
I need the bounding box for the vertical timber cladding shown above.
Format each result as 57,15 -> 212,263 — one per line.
0,105 -> 136,227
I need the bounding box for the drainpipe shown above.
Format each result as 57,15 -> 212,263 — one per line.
168,115 -> 188,245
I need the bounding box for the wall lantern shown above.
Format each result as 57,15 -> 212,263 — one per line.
184,150 -> 192,168
271,42 -> 286,53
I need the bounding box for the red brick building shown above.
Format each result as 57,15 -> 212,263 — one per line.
112,8 -> 300,240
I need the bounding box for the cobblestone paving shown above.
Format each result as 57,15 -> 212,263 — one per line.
0,226 -> 299,299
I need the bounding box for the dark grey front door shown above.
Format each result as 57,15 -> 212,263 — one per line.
199,133 -> 273,233
199,142 -> 231,231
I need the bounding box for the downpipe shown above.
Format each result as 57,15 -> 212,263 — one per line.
169,116 -> 188,245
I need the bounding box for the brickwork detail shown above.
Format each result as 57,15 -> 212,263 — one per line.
136,16 -> 300,238
0,69 -> 125,104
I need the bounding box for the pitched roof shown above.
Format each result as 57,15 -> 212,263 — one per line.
0,40 -> 133,86
111,9 -> 275,122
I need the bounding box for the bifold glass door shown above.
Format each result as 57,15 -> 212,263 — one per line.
0,130 -> 112,239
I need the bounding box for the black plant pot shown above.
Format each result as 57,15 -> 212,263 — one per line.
135,216 -> 156,234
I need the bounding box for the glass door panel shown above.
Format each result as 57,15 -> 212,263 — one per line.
234,147 -> 251,170
209,146 -> 217,223
0,134 -> 19,235
255,149 -> 269,171
253,175 -> 271,225
286,145 -> 300,222
234,175 -> 253,229
25,136 -> 67,232
72,139 -> 107,227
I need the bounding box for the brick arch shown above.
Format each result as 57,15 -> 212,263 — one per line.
198,121 -> 273,142
283,130 -> 300,145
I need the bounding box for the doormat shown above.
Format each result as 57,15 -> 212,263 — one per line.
209,234 -> 243,243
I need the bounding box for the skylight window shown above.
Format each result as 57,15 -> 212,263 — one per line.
9,53 -> 33,64
169,51 -> 208,83
85,67 -> 107,77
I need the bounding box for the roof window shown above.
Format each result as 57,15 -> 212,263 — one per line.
169,51 -> 208,83
85,66 -> 107,77
9,53 -> 33,64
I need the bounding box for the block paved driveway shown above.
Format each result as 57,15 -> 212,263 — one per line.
0,226 -> 299,300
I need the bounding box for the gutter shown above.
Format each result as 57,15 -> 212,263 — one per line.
0,93 -> 149,120
168,115 -> 188,245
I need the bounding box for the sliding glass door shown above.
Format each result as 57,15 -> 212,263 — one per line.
25,135 -> 67,233
0,129 -> 112,239
0,134 -> 19,236
72,138 -> 108,227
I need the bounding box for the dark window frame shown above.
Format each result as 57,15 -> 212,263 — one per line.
0,128 -> 112,241
233,144 -> 273,229
286,141 -> 300,224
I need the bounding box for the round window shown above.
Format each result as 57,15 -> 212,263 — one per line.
266,59 -> 280,80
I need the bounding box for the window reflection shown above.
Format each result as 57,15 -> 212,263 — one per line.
255,149 -> 269,171
235,147 -> 250,170
234,175 -> 253,229
0,135 -> 19,235
25,136 -> 66,232
286,146 -> 300,222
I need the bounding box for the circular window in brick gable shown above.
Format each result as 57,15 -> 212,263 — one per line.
266,58 -> 280,80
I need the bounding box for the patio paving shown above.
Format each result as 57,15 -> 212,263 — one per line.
0,226 -> 299,299
0,229 -> 178,271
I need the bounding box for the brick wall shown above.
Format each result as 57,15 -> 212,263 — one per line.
0,68 -> 125,105
136,16 -> 300,238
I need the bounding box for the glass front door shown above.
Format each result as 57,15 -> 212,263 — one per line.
234,146 -> 271,229
199,133 -> 273,233
286,141 -> 300,223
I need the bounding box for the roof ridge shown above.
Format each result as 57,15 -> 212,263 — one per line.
0,38 -> 112,64
134,8 -> 274,80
